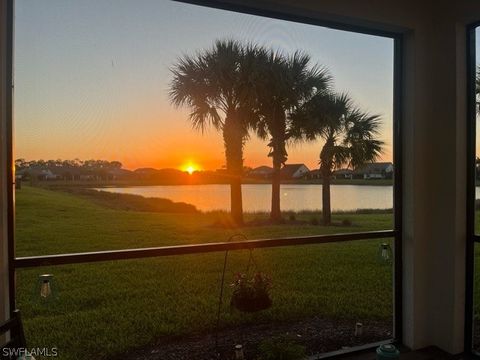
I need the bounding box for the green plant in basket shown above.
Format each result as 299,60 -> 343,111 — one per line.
230,272 -> 272,312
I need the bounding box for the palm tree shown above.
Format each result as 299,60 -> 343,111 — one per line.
169,40 -> 258,225
296,92 -> 384,225
252,50 -> 330,222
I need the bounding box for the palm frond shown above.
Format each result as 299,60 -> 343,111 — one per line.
342,107 -> 384,168
332,145 -> 351,169
189,102 -> 222,133
169,39 -> 257,137
348,139 -> 384,169
344,109 -> 382,141
292,91 -> 351,140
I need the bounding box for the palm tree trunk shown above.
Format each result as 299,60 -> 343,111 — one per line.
320,136 -> 334,226
271,158 -> 282,222
322,173 -> 332,225
223,115 -> 244,226
270,116 -> 286,223
230,177 -> 243,225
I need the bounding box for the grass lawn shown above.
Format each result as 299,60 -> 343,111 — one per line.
15,186 -> 394,359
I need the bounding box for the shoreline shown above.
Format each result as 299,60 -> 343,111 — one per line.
32,178 -> 394,188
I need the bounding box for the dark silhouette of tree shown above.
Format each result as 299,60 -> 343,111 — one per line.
296,92 -> 384,225
15,158 -> 26,171
169,40 -> 258,225
252,50 -> 330,222
110,161 -> 122,169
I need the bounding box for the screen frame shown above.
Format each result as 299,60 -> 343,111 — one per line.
8,0 -> 405,357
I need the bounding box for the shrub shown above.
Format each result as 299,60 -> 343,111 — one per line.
62,188 -> 198,213
288,213 -> 296,222
341,218 -> 352,226
310,217 -> 319,226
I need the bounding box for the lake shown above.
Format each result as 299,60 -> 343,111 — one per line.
97,184 -> 394,212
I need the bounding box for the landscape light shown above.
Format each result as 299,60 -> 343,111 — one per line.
39,274 -> 53,299
378,243 -> 392,264
354,322 -> 363,337
234,344 -> 244,360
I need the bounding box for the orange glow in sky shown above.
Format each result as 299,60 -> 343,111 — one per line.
14,0 -> 394,171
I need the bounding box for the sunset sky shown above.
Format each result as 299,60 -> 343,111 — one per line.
14,0 -> 399,171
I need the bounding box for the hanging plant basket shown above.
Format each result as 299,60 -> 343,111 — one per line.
230,272 -> 272,313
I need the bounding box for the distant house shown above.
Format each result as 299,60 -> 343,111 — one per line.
134,168 -> 159,180
248,166 -> 273,179
333,168 -> 354,179
353,162 -> 393,179
20,169 -> 60,181
281,164 -> 310,179
15,169 -> 28,179
108,168 -> 133,180
79,174 -> 96,181
304,169 -> 322,179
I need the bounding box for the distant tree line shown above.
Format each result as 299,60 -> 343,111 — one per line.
15,158 -> 248,185
15,158 -> 123,170
15,158 -> 124,181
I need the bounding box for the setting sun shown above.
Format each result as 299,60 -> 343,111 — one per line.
182,162 -> 199,174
